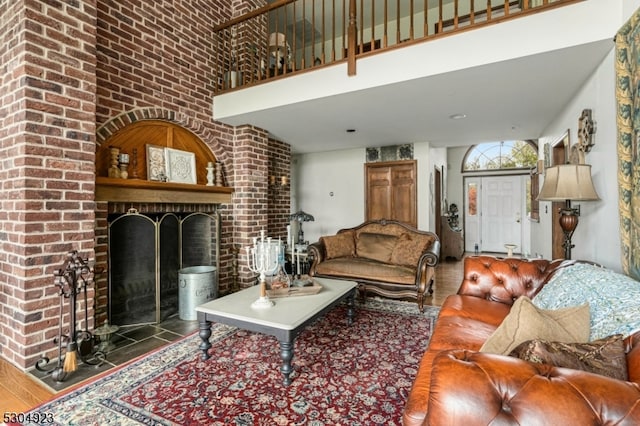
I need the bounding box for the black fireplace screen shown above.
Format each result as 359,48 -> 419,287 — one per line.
108,210 -> 219,326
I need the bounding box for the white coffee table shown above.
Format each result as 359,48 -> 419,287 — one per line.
196,278 -> 357,385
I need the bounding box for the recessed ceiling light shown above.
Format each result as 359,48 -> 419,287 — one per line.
346,129 -> 356,133
449,113 -> 467,120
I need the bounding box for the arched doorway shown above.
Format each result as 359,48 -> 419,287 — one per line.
461,141 -> 538,255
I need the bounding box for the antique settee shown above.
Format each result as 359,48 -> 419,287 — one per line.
308,219 -> 440,312
403,255 -> 640,426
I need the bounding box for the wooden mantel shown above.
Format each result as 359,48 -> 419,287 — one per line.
96,120 -> 233,204
96,177 -> 233,204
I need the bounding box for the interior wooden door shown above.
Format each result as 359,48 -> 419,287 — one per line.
434,167 -> 442,238
365,160 -> 417,228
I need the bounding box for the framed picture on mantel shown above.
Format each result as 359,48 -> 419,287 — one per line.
165,148 -> 196,184
146,144 -> 166,181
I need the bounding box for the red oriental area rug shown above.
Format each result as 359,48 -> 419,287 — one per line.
22,299 -> 437,425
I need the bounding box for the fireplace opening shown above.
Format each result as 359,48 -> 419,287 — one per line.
108,209 -> 220,326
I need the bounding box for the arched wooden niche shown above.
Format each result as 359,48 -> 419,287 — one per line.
96,120 -> 216,184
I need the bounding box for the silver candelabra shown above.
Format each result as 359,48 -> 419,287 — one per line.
246,230 -> 281,308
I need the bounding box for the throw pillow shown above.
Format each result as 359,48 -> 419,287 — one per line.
480,296 -> 590,355
355,232 -> 398,263
390,233 -> 435,267
533,263 -> 640,340
320,231 -> 355,260
509,334 -> 628,381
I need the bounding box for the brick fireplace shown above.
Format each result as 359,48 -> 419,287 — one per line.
0,0 -> 290,371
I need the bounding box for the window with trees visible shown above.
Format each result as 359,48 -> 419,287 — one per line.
462,140 -> 538,171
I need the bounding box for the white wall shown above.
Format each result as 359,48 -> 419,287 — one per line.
529,0 -> 640,269
531,47 -> 622,271
291,148 -> 365,242
293,141 -> 437,243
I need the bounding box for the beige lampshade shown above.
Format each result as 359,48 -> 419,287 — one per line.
268,32 -> 286,48
537,164 -> 600,201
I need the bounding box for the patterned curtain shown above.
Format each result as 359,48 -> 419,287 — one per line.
616,8 -> 640,279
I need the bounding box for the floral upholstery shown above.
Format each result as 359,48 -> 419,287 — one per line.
533,263 -> 640,340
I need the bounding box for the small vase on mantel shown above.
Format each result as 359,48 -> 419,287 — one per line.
215,162 -> 223,186
206,162 -> 214,186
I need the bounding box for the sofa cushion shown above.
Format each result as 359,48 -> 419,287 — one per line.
314,257 -> 416,284
356,232 -> 398,263
390,233 -> 435,267
437,294 -> 512,328
509,334 -> 628,381
480,296 -> 590,355
320,230 -> 355,259
533,263 -> 640,340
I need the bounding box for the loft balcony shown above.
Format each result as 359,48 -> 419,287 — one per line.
213,0 -> 620,152
214,0 -> 578,93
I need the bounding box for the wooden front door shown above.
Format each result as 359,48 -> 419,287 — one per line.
365,160 -> 417,228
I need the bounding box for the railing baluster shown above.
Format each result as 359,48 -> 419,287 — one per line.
370,0 -> 375,51
311,0 -> 316,65
423,0 -> 427,37
342,0 -> 346,61
409,0 -> 414,41
359,0 -> 363,53
384,0 -> 388,48
301,0 -> 306,68
348,0 -> 356,75
470,0 -> 475,25
322,0 -> 326,65
292,1 -> 296,71
396,0 -> 400,44
332,0 -> 336,62
454,0 -> 459,30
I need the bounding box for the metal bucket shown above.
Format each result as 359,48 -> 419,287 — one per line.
178,266 -> 218,320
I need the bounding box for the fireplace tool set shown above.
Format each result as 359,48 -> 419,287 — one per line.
35,250 -> 106,382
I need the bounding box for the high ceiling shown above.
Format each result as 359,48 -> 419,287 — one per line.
217,1 -> 616,154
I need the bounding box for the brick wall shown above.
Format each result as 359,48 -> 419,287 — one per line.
0,0 -> 98,369
268,139 -> 292,240
1,0 -> 291,370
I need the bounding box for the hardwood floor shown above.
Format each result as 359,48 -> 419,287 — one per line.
0,358 -> 54,414
0,256 -> 466,413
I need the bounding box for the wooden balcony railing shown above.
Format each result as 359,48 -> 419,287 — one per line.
213,0 -> 580,93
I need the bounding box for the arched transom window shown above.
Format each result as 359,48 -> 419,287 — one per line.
462,140 -> 538,171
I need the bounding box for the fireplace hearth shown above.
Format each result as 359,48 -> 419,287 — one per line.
108,209 -> 219,326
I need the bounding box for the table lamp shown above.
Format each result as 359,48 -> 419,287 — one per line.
289,210 -> 314,244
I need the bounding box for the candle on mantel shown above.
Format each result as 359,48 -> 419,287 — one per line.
286,225 -> 291,249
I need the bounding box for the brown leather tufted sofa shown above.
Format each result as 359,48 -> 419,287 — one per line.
402,255 -> 640,426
